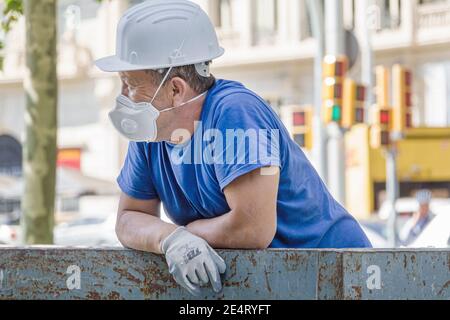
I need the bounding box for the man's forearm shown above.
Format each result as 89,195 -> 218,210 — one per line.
186,211 -> 272,249
116,211 -> 178,254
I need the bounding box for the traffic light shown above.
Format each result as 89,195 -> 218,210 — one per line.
342,78 -> 366,129
370,107 -> 392,149
322,55 -> 348,125
323,77 -> 343,100
392,64 -> 413,133
323,55 -> 348,78
376,66 -> 390,107
291,106 -> 313,150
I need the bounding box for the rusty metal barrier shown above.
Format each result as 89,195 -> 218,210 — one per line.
0,247 -> 448,300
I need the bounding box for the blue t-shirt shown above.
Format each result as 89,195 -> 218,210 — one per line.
117,79 -> 372,249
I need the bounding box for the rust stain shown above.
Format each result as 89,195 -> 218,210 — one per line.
283,252 -> 299,264
243,276 -> 251,289
437,280 -> 450,296
140,262 -> 175,298
355,261 -> 362,272
224,281 -> 241,288
107,291 -> 122,300
248,254 -> 257,267
317,253 -> 343,300
333,256 -> 344,300
447,254 -> 450,272
113,267 -> 141,285
224,276 -> 251,289
282,252 -> 310,272
227,255 -> 239,279
229,255 -> 239,269
263,267 -> 272,293
351,286 -> 362,300
86,291 -> 102,300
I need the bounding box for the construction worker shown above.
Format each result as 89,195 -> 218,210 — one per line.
400,190 -> 436,246
95,0 -> 371,296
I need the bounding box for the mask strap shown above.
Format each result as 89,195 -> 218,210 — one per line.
150,66 -> 174,104
160,91 -> 207,113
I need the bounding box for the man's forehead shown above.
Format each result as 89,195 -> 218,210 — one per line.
119,70 -> 151,82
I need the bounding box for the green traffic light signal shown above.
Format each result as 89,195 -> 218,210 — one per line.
332,105 -> 342,121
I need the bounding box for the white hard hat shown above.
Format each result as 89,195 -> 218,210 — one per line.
95,0 -> 225,73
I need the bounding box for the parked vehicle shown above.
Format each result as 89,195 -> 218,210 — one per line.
378,198 -> 450,220
0,224 -> 19,245
54,214 -> 121,247
377,197 -> 450,248
409,213 -> 450,248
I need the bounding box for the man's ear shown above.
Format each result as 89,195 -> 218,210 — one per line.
169,77 -> 188,107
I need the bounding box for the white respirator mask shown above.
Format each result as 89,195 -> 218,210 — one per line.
109,66 -> 207,142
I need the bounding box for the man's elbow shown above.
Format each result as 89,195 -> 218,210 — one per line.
115,223 -> 124,245
115,212 -> 128,247
252,229 -> 276,249
228,210 -> 277,249
241,223 -> 277,249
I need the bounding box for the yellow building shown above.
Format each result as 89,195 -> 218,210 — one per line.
346,125 -> 450,218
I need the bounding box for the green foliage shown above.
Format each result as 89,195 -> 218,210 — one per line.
0,0 -> 23,70
0,0 -> 23,71
2,0 -> 23,32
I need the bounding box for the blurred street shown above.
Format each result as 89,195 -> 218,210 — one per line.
0,0 -> 449,305
1,0 -> 450,248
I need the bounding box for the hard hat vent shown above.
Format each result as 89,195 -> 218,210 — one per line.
128,1 -> 199,22
136,9 -> 198,24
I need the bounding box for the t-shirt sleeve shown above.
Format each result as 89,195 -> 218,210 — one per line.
211,93 -> 281,191
117,142 -> 159,200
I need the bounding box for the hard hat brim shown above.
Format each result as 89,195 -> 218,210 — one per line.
95,48 -> 225,73
94,55 -> 150,73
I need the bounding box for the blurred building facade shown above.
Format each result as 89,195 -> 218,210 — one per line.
0,0 -> 449,189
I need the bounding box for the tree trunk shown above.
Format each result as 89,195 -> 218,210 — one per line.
21,0 -> 58,244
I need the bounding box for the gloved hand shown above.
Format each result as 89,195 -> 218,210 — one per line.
161,226 -> 227,296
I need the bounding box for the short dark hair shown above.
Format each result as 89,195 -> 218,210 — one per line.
146,64 -> 216,94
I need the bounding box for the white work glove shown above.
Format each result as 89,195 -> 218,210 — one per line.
161,226 -> 227,296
